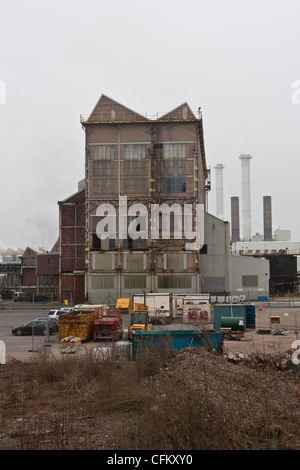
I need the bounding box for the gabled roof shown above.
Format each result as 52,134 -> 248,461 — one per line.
22,247 -> 46,258
87,94 -> 150,123
159,102 -> 197,121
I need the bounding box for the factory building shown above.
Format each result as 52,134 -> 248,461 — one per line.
230,189 -> 299,295
56,95 -> 269,303
80,95 -> 210,303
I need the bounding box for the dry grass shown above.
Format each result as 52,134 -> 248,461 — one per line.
0,345 -> 300,450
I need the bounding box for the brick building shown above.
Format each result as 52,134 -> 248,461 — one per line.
36,251 -> 59,299
20,247 -> 45,295
58,180 -> 85,304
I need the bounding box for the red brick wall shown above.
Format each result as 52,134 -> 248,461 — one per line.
59,189 -> 86,303
61,274 -> 85,304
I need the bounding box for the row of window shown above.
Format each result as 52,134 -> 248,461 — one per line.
91,143 -> 189,194
89,274 -> 259,290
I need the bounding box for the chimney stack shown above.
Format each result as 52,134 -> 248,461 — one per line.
231,196 -> 240,242
214,163 -> 225,220
263,196 -> 272,241
239,154 -> 252,241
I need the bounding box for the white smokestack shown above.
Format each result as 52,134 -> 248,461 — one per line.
239,154 -> 252,241
214,163 -> 225,219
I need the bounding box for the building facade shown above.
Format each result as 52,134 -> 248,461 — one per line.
36,252 -> 59,300
80,95 -> 211,303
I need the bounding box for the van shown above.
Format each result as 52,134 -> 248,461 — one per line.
13,292 -> 31,302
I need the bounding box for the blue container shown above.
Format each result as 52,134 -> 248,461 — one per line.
132,329 -> 223,359
213,305 -> 246,332
246,305 -> 256,329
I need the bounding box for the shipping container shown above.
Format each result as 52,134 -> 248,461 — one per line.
131,329 -> 223,358
246,305 -> 256,329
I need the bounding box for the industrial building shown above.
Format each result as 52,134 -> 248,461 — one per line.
80,95 -> 210,303
54,94 -> 268,304
228,156 -> 300,295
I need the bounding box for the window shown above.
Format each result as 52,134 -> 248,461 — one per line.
165,253 -> 185,270
242,275 -> 258,287
163,143 -> 186,193
92,145 -> 115,194
93,253 -> 115,270
92,276 -> 114,289
47,258 -> 53,266
158,275 -> 192,289
123,144 -> 147,194
125,254 -> 145,270
124,276 -> 147,289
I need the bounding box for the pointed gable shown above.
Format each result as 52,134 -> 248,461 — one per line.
88,94 -> 150,123
159,102 -> 197,121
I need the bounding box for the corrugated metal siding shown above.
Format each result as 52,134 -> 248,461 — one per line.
201,277 -> 225,293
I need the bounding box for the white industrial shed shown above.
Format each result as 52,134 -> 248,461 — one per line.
201,212 -> 269,301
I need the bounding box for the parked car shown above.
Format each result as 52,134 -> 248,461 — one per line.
60,307 -> 74,313
12,320 -> 55,336
35,317 -> 59,332
48,309 -> 68,321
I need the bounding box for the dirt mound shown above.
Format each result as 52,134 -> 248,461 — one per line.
1,347 -> 300,450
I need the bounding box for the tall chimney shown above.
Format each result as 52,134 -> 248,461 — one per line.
263,196 -> 272,241
214,163 -> 225,219
231,196 -> 240,242
239,154 -> 252,241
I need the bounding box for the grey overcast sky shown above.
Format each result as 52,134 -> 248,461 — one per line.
1,0 -> 300,250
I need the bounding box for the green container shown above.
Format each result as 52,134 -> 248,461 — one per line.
213,305 -> 246,331
221,316 -> 244,331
